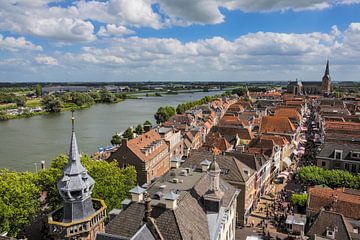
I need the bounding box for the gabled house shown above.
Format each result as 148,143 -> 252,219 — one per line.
316,142 -> 360,173
184,149 -> 256,225
109,129 -> 170,185
99,161 -> 239,240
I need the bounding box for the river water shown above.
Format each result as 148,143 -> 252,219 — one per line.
0,91 -> 222,171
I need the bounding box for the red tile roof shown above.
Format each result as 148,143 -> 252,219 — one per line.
204,132 -> 232,152
275,108 -> 302,123
260,116 -> 296,134
125,129 -> 168,162
260,134 -> 289,146
308,187 -> 360,220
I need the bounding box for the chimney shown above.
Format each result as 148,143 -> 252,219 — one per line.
164,191 -> 179,210
129,185 -> 146,202
200,159 -> 211,172
122,138 -> 128,146
144,192 -> 152,222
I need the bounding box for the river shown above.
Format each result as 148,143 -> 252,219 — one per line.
0,91 -> 223,171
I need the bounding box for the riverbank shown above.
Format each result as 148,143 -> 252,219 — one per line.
0,91 -> 224,171
0,94 -> 140,121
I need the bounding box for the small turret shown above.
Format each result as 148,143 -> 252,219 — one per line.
57,111 -> 95,222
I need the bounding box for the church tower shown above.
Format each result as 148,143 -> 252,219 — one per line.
322,60 -> 331,94
48,112 -> 107,240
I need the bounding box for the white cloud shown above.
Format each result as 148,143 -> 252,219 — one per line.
97,24 -> 135,37
0,34 -> 42,51
34,55 -> 59,65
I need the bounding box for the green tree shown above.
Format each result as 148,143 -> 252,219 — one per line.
89,91 -> 100,101
291,193 -> 308,207
35,84 -> 42,97
298,166 -> 360,189
111,133 -> 122,145
122,127 -> 134,140
99,90 -> 116,103
0,170 -> 40,237
143,120 -> 152,132
154,106 -> 176,124
42,155 -> 137,211
232,87 -> 248,97
42,95 -> 63,112
14,96 -> 26,107
134,124 -> 144,135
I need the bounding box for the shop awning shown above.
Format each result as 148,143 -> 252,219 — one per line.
283,157 -> 292,167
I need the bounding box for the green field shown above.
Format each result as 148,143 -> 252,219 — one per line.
25,98 -> 42,108
0,103 -> 16,110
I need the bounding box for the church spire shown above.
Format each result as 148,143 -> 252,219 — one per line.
324,59 -> 330,77
57,111 -> 95,222
322,60 -> 332,94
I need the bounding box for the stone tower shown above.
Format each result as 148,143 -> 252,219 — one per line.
322,60 -> 332,94
48,112 -> 107,240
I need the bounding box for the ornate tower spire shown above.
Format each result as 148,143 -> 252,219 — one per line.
322,60 -> 331,94
57,111 -> 95,222
208,147 -> 223,193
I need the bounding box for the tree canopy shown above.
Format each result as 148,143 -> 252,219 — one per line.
298,166 -> 360,189
42,95 -> 63,112
134,124 -> 144,135
0,155 -> 137,237
111,133 -> 122,145
154,106 -> 176,124
176,95 -> 217,114
291,193 -> 308,207
231,87 -> 248,97
122,127 -> 134,140
0,170 -> 40,237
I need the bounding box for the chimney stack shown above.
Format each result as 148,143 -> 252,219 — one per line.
144,192 -> 152,222
129,185 -> 146,202
164,191 -> 179,210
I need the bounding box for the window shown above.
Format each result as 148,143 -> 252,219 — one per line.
345,163 -> 350,171
352,164 -> 357,173
351,152 -> 360,159
334,150 -> 342,160
326,230 -> 335,239
322,161 -> 326,167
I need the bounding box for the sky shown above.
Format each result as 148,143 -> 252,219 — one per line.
0,0 -> 360,82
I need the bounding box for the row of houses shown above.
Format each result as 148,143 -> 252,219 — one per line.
100,90 -> 308,240
314,97 -> 360,174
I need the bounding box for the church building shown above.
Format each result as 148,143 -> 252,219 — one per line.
287,60 -> 332,95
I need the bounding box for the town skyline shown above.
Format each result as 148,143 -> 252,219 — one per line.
0,1 -> 360,82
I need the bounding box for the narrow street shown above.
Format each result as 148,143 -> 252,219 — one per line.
236,100 -> 321,240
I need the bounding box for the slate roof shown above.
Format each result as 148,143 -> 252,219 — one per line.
307,187 -> 360,220
183,149 -> 255,183
106,166 -> 237,240
306,210 -> 352,240
317,142 -> 360,160
227,151 -> 269,172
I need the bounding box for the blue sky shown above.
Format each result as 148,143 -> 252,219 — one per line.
0,0 -> 360,82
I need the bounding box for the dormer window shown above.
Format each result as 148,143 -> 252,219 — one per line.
351,151 -> 360,159
334,150 -> 343,160
326,227 -> 337,239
